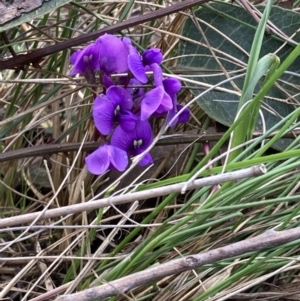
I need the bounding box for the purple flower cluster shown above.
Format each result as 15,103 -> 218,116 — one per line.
70,34 -> 190,175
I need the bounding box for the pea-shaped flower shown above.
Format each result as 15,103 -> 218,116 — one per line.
111,120 -> 153,166
93,86 -> 137,135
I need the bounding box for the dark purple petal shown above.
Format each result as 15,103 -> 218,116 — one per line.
111,120 -> 153,155
142,48 -> 163,66
97,34 -> 129,75
140,86 -> 164,121
111,125 -> 133,151
102,74 -> 114,88
177,105 -> 190,124
106,86 -> 133,110
167,108 -> 178,127
93,95 -> 115,135
118,111 -> 138,132
140,153 -> 153,166
135,149 -> 153,166
70,43 -> 100,75
128,53 -> 148,84
109,146 -> 129,171
134,120 -> 153,148
167,105 -> 190,126
163,78 -> 182,95
85,145 -> 110,175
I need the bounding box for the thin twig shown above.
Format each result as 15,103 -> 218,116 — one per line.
54,227 -> 300,301
0,165 -> 266,228
0,130 -> 298,162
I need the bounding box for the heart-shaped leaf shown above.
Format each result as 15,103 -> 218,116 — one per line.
178,3 -> 300,150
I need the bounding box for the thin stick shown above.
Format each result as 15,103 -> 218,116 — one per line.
0,0 -> 210,71
0,165 -> 265,228
54,227 -> 300,301
0,130 -> 298,162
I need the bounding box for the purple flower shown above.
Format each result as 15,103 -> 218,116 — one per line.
111,120 -> 153,166
93,86 -> 137,135
70,43 -> 100,76
85,144 -> 128,175
163,77 -> 190,126
96,34 -> 130,75
127,44 -> 163,84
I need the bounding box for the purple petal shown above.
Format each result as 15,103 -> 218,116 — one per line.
128,53 -> 148,84
122,37 -> 133,50
177,105 -> 190,123
167,105 -> 190,126
155,92 -> 173,114
109,146 -> 129,171
136,150 -> 153,166
85,145 -> 110,175
122,37 -> 140,57
150,63 -> 163,86
93,95 -> 115,135
97,34 -> 129,74
111,120 -> 153,154
70,43 -> 100,75
134,120 -> 153,148
70,50 -> 88,75
167,108 -> 178,127
140,86 -> 164,120
142,48 -> 163,66
111,125 -> 133,151
163,78 -> 182,95
102,74 -> 114,88
160,92 -> 173,111
140,153 -> 153,166
70,50 -> 81,65
106,86 -> 133,110
118,111 -> 138,132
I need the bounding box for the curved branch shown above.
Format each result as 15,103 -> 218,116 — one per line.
0,134 -> 219,162
54,227 -> 300,301
0,130 -> 298,162
0,165 -> 265,228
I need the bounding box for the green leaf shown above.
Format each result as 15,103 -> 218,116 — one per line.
0,0 -> 71,32
178,2 -> 300,150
